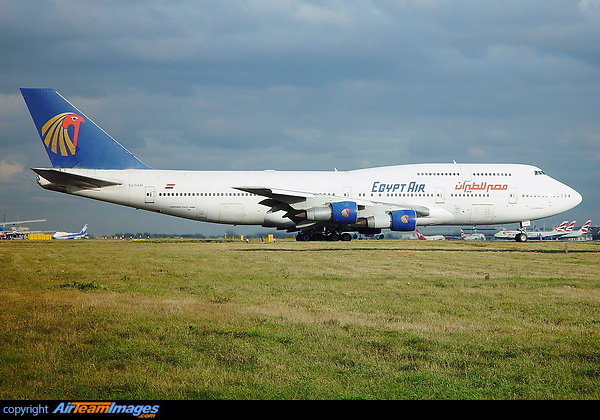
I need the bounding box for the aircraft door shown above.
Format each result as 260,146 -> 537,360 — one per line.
145,186 -> 155,203
460,165 -> 472,182
509,187 -> 517,204
435,187 -> 445,204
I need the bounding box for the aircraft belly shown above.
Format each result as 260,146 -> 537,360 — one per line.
219,203 -> 243,223
103,185 -> 131,206
73,184 -> 129,206
69,170 -> 132,206
417,206 -> 455,226
194,201 -> 264,225
196,205 -> 207,220
469,204 -> 494,224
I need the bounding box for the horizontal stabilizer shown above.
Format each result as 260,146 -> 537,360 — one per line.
32,168 -> 121,189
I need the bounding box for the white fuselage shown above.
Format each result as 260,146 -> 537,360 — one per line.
38,163 -> 581,230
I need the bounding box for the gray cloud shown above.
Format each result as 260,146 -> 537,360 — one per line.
1,0 -> 598,235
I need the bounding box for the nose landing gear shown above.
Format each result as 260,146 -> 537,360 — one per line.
515,221 -> 530,242
515,232 -> 528,242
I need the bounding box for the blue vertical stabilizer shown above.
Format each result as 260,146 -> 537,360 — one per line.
21,88 -> 149,169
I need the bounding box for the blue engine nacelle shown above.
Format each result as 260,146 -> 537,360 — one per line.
305,201 -> 358,224
331,201 -> 358,223
390,209 -> 417,231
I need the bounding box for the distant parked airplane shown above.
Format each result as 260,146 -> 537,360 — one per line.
559,220 -> 591,239
494,221 -> 569,240
53,224 -> 88,239
460,229 -> 486,240
415,229 -> 445,240
0,219 -> 46,239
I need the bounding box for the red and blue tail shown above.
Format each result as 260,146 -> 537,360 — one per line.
581,220 -> 591,233
21,88 -> 149,169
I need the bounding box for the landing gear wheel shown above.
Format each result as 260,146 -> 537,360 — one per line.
311,233 -> 326,241
515,232 -> 528,242
341,232 -> 352,241
329,233 -> 340,241
296,233 -> 311,241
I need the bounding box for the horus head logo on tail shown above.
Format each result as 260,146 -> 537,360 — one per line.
41,113 -> 85,156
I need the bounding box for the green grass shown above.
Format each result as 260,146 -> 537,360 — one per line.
1,239 -> 599,399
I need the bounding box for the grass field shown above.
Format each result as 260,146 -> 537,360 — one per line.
1,238 -> 599,399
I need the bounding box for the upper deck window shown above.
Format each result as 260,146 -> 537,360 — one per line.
534,170 -> 545,175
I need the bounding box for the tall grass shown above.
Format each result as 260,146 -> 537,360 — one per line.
1,239 -> 599,399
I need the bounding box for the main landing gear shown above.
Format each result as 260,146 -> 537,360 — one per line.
296,231 -> 353,242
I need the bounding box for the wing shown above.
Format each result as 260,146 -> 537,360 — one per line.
234,185 -> 431,231
234,186 -> 321,229
0,219 -> 46,227
234,186 -> 315,207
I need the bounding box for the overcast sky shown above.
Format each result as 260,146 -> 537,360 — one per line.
1,0 -> 599,236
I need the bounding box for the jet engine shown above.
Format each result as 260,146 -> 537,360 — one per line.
390,209 -> 417,231
305,201 -> 358,224
365,209 -> 416,231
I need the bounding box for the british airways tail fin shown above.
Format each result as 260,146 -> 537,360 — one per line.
554,221 -> 568,232
581,220 -> 591,233
20,88 -> 149,169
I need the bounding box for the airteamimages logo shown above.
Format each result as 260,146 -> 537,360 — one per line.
41,112 -> 85,156
52,401 -> 160,418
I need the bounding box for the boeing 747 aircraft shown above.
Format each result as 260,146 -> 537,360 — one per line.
21,88 -> 582,242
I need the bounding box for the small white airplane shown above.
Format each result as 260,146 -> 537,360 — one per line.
559,220 -> 591,239
460,229 -> 486,240
53,224 -> 88,240
20,88 -> 582,242
415,229 -> 445,240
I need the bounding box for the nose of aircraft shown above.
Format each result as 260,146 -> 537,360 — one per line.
571,187 -> 583,208
562,183 -> 582,211
547,178 -> 582,216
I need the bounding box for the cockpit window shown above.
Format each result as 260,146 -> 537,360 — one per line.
534,170 -> 545,175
